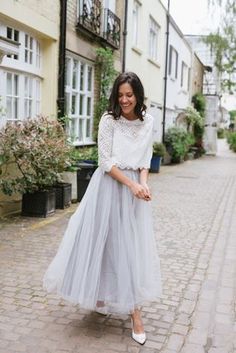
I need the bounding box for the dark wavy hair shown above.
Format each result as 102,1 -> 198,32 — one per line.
107,72 -> 147,121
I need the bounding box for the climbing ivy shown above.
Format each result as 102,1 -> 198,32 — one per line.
93,48 -> 117,141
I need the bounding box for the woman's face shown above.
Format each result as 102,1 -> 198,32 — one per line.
118,82 -> 137,119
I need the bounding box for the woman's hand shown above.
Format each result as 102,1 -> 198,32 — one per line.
129,181 -> 151,201
140,181 -> 152,201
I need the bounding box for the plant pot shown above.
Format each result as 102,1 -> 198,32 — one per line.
21,189 -> 56,218
77,162 -> 97,202
54,183 -> 72,209
62,170 -> 78,202
150,156 -> 162,173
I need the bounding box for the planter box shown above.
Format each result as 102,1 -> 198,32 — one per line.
150,156 -> 162,173
62,171 -> 77,202
55,183 -> 72,209
21,189 -> 56,218
77,162 -> 97,202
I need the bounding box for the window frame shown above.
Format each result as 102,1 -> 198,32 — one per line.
148,16 -> 160,63
169,45 -> 178,80
0,23 -> 42,123
132,0 -> 141,48
65,55 -> 94,145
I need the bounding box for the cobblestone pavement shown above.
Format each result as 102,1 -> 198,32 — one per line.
0,139 -> 236,353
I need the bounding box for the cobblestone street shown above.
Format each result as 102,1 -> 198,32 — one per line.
0,139 -> 236,353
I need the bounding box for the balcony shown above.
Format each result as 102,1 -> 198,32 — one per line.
78,0 -> 102,36
77,1 -> 120,49
103,8 -> 120,49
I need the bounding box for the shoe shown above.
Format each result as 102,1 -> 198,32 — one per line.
131,317 -> 146,345
131,330 -> 146,345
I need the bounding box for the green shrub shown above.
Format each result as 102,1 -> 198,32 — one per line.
165,127 -> 195,162
227,131 -> 236,152
217,128 -> 225,138
152,142 -> 166,157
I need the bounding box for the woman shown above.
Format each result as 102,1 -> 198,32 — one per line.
43,72 -> 162,345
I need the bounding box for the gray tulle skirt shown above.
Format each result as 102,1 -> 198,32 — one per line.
43,167 -> 162,314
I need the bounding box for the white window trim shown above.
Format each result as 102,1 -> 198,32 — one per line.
0,23 -> 42,123
169,45 -> 178,81
65,54 -> 94,145
148,16 -> 160,64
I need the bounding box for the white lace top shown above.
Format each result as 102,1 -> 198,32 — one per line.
98,112 -> 154,173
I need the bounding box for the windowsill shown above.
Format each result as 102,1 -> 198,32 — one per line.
132,46 -> 142,56
147,58 -> 160,68
72,141 -> 96,147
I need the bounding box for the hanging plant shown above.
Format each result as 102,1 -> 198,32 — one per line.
93,48 -> 117,141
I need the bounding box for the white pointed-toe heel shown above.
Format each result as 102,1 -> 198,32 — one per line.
131,330 -> 146,345
131,317 -> 146,345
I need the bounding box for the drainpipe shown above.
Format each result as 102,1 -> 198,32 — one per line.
162,0 -> 170,143
57,0 -> 67,123
122,0 -> 128,72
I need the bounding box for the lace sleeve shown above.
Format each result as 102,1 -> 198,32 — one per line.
98,114 -> 116,173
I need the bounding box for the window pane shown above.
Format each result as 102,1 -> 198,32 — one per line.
65,93 -> 70,114
7,73 -> 12,95
30,52 -> 33,64
65,58 -> 71,86
87,97 -> 91,115
14,75 -> 18,96
86,119 -> 91,138
80,64 -> 84,90
14,30 -> 19,42
79,95 -> 84,115
72,94 -> 76,114
72,61 -> 78,89
70,118 -> 77,140
87,67 -> 92,91
79,119 -> 83,140
6,97 -> 12,119
7,27 -> 12,39
13,98 -> 18,119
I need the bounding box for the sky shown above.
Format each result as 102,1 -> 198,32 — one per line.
162,0 -> 222,35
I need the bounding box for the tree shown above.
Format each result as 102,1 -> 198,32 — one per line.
205,0 -> 236,93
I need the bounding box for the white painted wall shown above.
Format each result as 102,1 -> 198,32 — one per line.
125,0 -> 167,142
165,19 -> 192,129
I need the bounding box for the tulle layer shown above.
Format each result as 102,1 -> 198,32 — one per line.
43,168 -> 162,314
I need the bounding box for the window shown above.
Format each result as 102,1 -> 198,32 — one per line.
181,61 -> 189,91
6,26 -> 19,60
24,34 -> 33,64
0,24 -> 42,122
149,16 -> 159,62
65,55 -> 94,144
169,45 -> 178,79
132,1 -> 141,47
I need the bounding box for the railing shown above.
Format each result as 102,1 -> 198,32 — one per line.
103,8 -> 120,49
78,0 -> 102,36
77,1 -> 121,49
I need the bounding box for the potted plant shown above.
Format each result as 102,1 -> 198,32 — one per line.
0,116 -> 72,217
150,142 -> 166,173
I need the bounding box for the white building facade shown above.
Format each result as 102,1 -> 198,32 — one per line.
165,18 -> 192,130
125,0 -> 167,142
